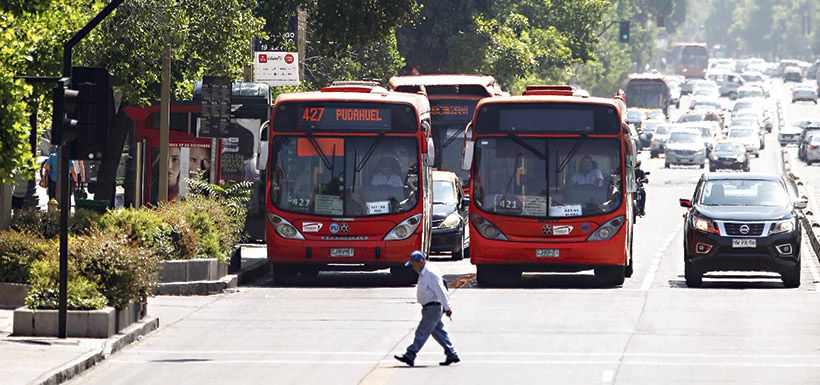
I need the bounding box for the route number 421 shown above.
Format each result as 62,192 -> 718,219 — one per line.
302,107 -> 325,122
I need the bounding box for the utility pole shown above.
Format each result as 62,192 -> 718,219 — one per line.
158,44 -> 171,202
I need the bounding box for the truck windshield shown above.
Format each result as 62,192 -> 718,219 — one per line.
270,136 -> 419,217
472,137 -> 622,218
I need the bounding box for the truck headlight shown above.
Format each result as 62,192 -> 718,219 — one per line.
769,218 -> 796,235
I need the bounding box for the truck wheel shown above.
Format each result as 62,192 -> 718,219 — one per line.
684,263 -> 702,288
594,265 -> 625,286
781,263 -> 801,288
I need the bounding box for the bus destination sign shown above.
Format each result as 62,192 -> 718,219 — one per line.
297,106 -> 392,130
430,100 -> 476,123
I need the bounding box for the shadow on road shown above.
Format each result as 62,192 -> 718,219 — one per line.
668,273 -> 790,289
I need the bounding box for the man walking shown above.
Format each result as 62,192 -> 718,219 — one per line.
394,251 -> 460,367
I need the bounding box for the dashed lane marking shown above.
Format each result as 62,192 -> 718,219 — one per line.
640,222 -> 682,291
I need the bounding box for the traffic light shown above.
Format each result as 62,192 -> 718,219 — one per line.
619,21 -> 630,43
50,67 -> 113,159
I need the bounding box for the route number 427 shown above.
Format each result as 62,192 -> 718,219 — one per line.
302,107 -> 325,122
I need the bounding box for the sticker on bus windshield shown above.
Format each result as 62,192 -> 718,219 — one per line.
522,196 -> 547,217
493,195 -> 523,214
367,201 -> 390,215
549,205 -> 583,217
315,194 -> 343,216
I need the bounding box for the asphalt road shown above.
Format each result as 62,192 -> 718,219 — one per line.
68,82 -> 820,385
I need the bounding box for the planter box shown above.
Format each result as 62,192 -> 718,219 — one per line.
13,301 -> 146,338
0,282 -> 31,310
158,258 -> 228,283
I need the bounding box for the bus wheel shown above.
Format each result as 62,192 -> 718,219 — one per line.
476,265 -> 520,287
390,266 -> 418,286
594,265 -> 625,287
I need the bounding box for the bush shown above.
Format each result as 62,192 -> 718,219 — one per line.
70,208 -> 101,235
98,208 -> 178,259
25,258 -> 107,311
10,208 -> 59,238
71,232 -> 159,309
0,230 -> 53,284
158,195 -> 244,261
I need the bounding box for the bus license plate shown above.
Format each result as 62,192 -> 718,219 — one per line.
732,239 -> 756,248
330,248 -> 355,257
536,249 -> 560,258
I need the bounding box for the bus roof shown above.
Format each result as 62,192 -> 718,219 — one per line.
388,74 -> 502,96
475,94 -> 623,116
274,86 -> 430,114
627,73 -> 667,81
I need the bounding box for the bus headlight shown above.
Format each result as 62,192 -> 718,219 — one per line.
384,214 -> 423,241
440,213 -> 461,229
769,218 -> 796,235
267,214 -> 305,240
587,216 -> 625,241
470,214 -> 508,241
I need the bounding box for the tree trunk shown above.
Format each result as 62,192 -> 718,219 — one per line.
94,103 -> 131,208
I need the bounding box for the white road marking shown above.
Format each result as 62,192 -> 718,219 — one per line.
601,369 -> 615,383
126,350 -> 820,359
108,358 -> 820,368
640,223 -> 682,291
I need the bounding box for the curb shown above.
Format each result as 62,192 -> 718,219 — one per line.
776,101 -> 820,260
153,274 -> 238,296
30,316 -> 159,385
237,258 -> 271,285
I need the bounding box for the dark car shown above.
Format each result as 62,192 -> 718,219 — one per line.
798,125 -> 820,161
431,171 -> 469,260
709,141 -> 749,172
783,68 -> 802,83
679,173 -> 806,288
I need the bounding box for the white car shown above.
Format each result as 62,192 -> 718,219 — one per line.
736,85 -> 764,99
727,129 -> 760,157
807,134 -> 820,165
778,123 -> 804,146
649,124 -> 673,158
792,83 -> 818,104
664,129 -> 707,168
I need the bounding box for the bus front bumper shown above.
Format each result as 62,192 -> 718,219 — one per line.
266,228 -> 420,267
469,232 -> 627,270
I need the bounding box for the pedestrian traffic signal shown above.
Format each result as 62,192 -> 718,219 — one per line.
619,21 -> 630,43
50,67 -> 114,159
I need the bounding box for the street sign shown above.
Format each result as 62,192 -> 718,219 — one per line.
254,52 -> 300,86
199,76 -> 232,137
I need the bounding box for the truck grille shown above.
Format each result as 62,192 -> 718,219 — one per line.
723,222 -> 765,236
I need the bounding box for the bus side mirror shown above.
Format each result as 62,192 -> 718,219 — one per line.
256,122 -> 269,171
461,123 -> 474,171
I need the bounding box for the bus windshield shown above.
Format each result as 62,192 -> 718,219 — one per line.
625,81 -> 667,109
270,136 -> 419,217
472,137 -> 622,218
681,47 -> 708,67
430,99 -> 478,182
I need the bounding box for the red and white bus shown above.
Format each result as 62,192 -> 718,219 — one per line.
675,42 -> 709,79
388,75 -> 505,193
462,86 -> 637,286
265,82 -> 432,284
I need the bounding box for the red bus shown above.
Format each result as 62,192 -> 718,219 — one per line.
388,75 -> 505,193
265,83 -> 433,284
675,43 -> 709,79
462,85 -> 637,286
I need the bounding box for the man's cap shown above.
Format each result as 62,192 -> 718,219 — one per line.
404,250 -> 427,267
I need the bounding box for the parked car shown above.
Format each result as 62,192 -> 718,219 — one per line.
791,83 -> 818,104
431,171 -> 469,260
665,129 -> 707,169
679,173 -> 805,287
806,134 -> 820,165
709,141 -> 749,172
727,129 -> 761,157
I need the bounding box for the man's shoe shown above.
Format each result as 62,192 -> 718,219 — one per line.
394,355 -> 414,367
439,356 -> 460,366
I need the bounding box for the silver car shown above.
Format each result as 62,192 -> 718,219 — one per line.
649,124 -> 673,158
792,83 -> 818,104
665,129 -> 707,169
727,128 -> 761,157
807,134 -> 820,165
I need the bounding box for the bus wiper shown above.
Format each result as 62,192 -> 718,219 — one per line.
351,134 -> 384,193
507,134 -> 546,159
442,127 -> 463,148
557,138 -> 583,173
306,133 -> 335,171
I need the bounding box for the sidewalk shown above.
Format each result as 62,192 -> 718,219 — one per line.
0,246 -> 269,385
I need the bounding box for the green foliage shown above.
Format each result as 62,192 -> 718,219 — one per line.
25,258 -> 108,311
70,208 -> 101,235
98,208 -> 178,259
70,232 -> 159,309
10,208 -> 59,238
187,176 -> 253,218
0,230 -> 53,284
158,196 -> 245,261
